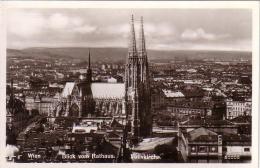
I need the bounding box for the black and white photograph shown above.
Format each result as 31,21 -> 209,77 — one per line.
2,1 -> 259,166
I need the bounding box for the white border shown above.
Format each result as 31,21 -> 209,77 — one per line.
0,1 -> 259,168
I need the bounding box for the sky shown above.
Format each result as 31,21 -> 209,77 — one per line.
6,8 -> 252,51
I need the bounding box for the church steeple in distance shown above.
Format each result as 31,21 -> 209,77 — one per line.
86,49 -> 92,83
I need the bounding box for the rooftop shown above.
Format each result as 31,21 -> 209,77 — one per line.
61,82 -> 76,97
61,82 -> 125,99
181,118 -> 234,127
231,116 -> 251,124
162,89 -> 184,98
91,83 -> 125,99
188,127 -> 217,142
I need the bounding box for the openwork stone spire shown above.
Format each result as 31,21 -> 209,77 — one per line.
139,16 -> 146,56
128,15 -> 138,57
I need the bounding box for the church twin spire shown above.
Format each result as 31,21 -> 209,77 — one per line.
128,15 -> 147,59
126,15 -> 150,138
127,15 -> 148,87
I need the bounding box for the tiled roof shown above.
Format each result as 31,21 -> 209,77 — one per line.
61,82 -> 75,97
61,82 -> 125,99
231,116 -> 251,124
91,83 -> 125,99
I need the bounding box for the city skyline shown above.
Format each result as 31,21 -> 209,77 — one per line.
7,8 -> 251,51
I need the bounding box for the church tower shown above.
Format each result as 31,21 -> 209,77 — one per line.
125,15 -> 140,137
86,51 -> 92,83
137,16 -> 152,137
125,15 -> 152,138
78,50 -> 95,117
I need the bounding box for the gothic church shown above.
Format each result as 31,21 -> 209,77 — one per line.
51,15 -> 152,137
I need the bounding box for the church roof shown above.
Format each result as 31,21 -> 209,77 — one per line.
61,82 -> 125,99
61,82 -> 75,97
91,83 -> 125,99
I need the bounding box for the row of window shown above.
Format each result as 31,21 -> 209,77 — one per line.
227,106 -> 248,112
227,102 -> 251,106
190,146 -> 218,153
168,108 -> 206,114
190,146 -> 250,153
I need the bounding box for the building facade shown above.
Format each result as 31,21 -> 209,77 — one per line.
226,98 -> 251,119
25,95 -> 53,116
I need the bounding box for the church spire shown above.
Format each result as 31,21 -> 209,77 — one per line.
88,49 -> 91,69
139,16 -> 146,56
128,15 -> 138,57
86,49 -> 92,82
138,16 -> 148,83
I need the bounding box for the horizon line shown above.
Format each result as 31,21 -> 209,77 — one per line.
6,46 -> 252,53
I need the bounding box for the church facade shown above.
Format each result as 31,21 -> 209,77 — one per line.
51,15 -> 152,137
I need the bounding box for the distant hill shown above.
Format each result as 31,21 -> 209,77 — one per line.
7,47 -> 252,63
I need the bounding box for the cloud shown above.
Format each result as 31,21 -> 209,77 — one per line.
102,23 -> 129,36
73,25 -> 97,34
181,28 -> 219,41
145,23 -> 174,37
7,11 -> 45,37
48,13 -> 70,29
8,11 -> 96,37
7,9 -> 251,51
100,22 -> 175,39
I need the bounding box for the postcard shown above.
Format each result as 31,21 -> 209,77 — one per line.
0,1 -> 259,168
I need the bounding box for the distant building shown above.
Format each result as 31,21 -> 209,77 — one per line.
162,89 -> 185,105
29,77 -> 49,89
165,100 -> 213,119
25,95 -> 53,116
6,80 -> 30,134
226,98 -> 251,119
230,116 -> 251,135
151,88 -> 165,113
